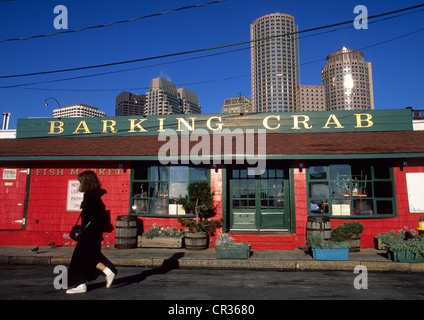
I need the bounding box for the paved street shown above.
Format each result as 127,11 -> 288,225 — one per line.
1,264 -> 424,302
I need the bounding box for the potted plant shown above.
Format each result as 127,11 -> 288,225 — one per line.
177,181 -> 222,250
138,224 -> 186,248
307,235 -> 350,261
215,234 -> 251,259
331,221 -> 364,252
377,228 -> 424,263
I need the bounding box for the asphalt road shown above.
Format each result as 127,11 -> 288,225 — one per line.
1,264 -> 424,302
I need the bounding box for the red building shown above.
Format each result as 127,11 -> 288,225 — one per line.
1,109 -> 424,250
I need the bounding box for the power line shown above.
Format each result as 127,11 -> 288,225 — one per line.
2,18 -> 424,91
0,0 -> 225,43
1,3 -> 424,80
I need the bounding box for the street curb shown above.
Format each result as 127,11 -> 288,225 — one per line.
2,255 -> 424,273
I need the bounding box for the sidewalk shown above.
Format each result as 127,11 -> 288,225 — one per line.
1,245 -> 424,273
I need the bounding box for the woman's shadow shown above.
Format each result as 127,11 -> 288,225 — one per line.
89,252 -> 185,290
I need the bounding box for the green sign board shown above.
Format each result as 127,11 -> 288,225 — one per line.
16,109 -> 413,139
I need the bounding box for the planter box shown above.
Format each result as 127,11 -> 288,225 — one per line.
388,249 -> 424,263
216,245 -> 251,259
312,247 -> 349,261
137,236 -> 183,248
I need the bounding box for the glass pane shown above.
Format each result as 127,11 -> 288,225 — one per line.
353,199 -> 374,215
310,166 -> 327,180
190,167 -> 207,181
133,167 -> 148,180
374,181 -> 393,198
149,182 -> 168,197
309,182 -> 329,198
170,166 -> 188,181
332,199 -> 351,216
132,199 -> 148,214
149,198 -> 167,215
310,200 -> 329,214
150,166 -> 169,181
329,164 -> 350,181
330,181 -> 349,198
351,166 -> 371,181
352,181 -> 372,197
374,166 -> 390,179
233,170 -> 239,179
233,199 -> 240,208
132,182 -> 148,197
169,182 -> 188,198
276,169 -> 284,178
376,201 -> 393,215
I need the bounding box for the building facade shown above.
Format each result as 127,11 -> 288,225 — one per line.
53,103 -> 106,118
295,85 -> 326,112
144,78 -> 201,116
221,95 -> 252,114
251,13 -> 300,113
2,109 -> 424,251
115,91 -> 146,116
321,47 -> 374,111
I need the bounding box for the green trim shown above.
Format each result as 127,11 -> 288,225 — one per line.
222,166 -> 228,232
289,168 -> 296,234
22,168 -> 31,231
2,152 -> 424,163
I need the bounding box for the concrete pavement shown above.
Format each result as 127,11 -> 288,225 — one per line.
1,245 -> 424,273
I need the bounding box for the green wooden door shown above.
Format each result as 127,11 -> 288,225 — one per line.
230,168 -> 290,231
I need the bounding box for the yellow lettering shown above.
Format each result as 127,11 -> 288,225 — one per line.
102,120 -> 118,133
176,117 -> 196,132
128,119 -> 148,133
49,169 -> 55,176
263,115 -> 281,130
291,115 -> 312,130
354,113 -> 374,128
57,169 -> 64,176
36,169 -> 42,176
70,169 -> 79,175
48,121 -> 64,134
108,169 -> 114,176
157,118 -> 165,132
73,121 -> 92,134
323,114 -> 344,129
206,116 -> 223,131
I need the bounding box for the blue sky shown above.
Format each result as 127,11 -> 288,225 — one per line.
1,0 -> 423,128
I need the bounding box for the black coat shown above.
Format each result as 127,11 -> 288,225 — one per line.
68,188 -> 113,286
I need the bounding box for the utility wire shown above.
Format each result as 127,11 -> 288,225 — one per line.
7,23 -> 424,92
0,0 -> 225,43
2,14 -> 424,91
1,3 -> 424,80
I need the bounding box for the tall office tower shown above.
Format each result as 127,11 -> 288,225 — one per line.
295,85 -> 326,112
144,78 -> 181,115
115,91 -> 146,116
53,103 -> 106,117
251,13 -> 300,112
321,47 -> 374,111
177,88 -> 201,114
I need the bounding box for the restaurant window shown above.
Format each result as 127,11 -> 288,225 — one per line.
307,164 -> 396,218
131,166 -> 209,216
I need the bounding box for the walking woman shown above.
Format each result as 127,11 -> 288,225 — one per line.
66,170 -> 117,294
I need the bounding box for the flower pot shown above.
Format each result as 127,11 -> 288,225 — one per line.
312,247 -> 349,261
137,236 -> 183,248
216,245 -> 251,259
348,235 -> 361,252
388,249 -> 424,263
184,232 -> 209,251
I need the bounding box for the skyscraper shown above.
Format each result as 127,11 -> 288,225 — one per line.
321,47 -> 374,111
115,91 -> 146,116
144,78 -> 201,115
251,13 -> 300,113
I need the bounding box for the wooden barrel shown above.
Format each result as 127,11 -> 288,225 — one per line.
115,215 -> 138,249
348,235 -> 361,252
184,232 -> 209,251
306,216 -> 332,241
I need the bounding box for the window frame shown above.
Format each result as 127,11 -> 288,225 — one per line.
130,165 -> 210,218
307,163 -> 397,218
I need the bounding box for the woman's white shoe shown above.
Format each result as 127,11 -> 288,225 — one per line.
66,283 -> 87,294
